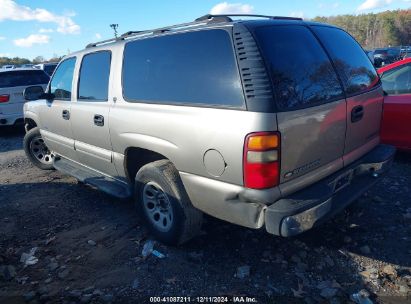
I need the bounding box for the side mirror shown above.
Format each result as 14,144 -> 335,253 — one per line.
23,86 -> 45,101
39,92 -> 56,101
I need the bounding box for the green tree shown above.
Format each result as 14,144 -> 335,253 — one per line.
313,9 -> 411,49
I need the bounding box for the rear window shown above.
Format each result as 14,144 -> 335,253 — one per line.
253,25 -> 344,111
0,70 -> 49,88
311,26 -> 379,96
122,29 -> 244,108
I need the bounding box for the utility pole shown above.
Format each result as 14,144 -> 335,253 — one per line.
110,24 -> 119,38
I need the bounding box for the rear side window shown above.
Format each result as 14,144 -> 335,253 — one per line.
253,25 -> 344,111
50,57 -> 76,100
0,70 -> 49,88
78,51 -> 111,101
122,29 -> 244,108
311,26 -> 379,96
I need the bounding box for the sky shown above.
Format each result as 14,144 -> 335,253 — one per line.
0,0 -> 410,60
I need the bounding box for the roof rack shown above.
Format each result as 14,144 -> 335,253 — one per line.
86,14 -> 302,48
195,14 -> 303,22
86,37 -> 123,48
86,19 -> 212,48
119,20 -> 210,39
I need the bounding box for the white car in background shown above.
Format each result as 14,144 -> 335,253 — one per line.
1,65 -> 15,70
20,64 -> 34,68
0,68 -> 49,126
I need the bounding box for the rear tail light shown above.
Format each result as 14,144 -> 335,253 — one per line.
243,132 -> 280,189
0,94 -> 9,103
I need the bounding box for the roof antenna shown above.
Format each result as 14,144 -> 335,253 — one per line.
110,24 -> 119,38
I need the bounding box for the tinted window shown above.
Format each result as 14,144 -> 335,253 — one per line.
50,58 -> 76,100
381,64 -> 411,95
44,64 -> 57,76
374,49 -> 387,55
254,25 -> 344,110
387,49 -> 400,56
122,30 -> 244,108
0,70 -> 49,88
312,26 -> 379,96
78,51 -> 111,101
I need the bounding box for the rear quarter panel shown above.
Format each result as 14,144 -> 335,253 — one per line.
109,102 -> 278,186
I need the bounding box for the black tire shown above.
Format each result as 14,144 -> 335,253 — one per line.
23,127 -> 54,170
135,160 -> 203,245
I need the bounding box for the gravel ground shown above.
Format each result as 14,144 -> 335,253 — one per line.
0,126 -> 410,304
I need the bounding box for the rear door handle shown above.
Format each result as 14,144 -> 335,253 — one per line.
94,114 -> 104,126
351,105 -> 364,123
62,109 -> 70,120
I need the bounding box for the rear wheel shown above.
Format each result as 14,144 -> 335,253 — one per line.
135,160 -> 203,245
24,127 -> 54,170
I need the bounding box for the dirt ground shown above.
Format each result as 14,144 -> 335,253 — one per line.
0,126 -> 410,304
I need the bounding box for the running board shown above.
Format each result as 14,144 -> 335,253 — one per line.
53,157 -> 132,199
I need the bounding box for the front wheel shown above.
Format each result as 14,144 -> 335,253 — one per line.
23,127 -> 54,170
135,160 -> 203,245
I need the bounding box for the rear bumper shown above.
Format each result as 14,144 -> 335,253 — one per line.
265,144 -> 396,236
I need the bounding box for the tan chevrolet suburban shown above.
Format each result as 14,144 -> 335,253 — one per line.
22,14 -> 395,245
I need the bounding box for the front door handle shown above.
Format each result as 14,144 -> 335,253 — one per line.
94,114 -> 104,127
351,105 -> 364,123
62,109 -> 70,120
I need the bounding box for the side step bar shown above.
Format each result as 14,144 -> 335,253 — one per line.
53,157 -> 132,199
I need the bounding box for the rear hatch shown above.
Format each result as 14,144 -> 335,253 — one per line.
251,23 -> 381,191
0,70 -> 49,115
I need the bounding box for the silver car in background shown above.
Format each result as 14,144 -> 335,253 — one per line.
0,68 -> 49,126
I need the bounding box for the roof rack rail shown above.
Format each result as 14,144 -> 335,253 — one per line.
86,15 -> 234,48
195,14 -> 303,22
87,19 -> 209,48
86,13 -> 298,48
86,37 -> 123,48
120,30 -> 143,37
119,20 -> 211,39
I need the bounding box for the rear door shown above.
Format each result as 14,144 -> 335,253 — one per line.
311,26 -> 382,165
252,25 -> 347,184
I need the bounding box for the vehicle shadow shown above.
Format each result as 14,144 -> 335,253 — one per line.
0,125 -> 25,137
395,150 -> 411,164
0,125 -> 24,153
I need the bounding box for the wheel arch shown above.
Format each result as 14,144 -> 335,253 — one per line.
24,111 -> 40,132
24,117 -> 38,132
124,147 -> 170,183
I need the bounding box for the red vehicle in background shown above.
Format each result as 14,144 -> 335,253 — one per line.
378,58 -> 411,151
